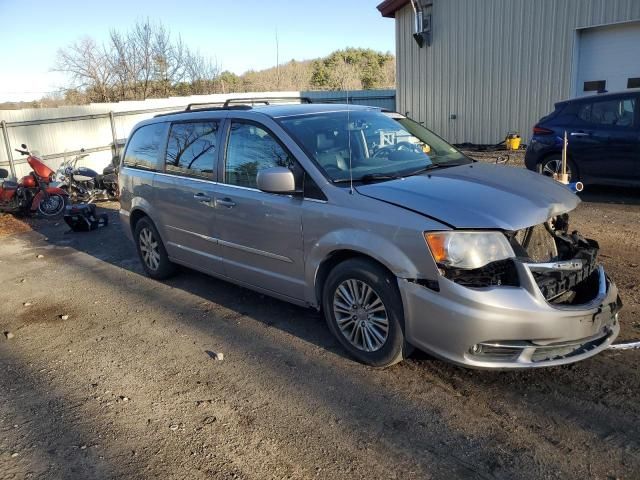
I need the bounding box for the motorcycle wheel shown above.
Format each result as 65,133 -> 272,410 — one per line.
38,194 -> 67,218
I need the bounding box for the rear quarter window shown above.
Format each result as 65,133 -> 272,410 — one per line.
123,123 -> 166,171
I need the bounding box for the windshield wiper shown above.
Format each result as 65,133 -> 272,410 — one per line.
359,173 -> 401,183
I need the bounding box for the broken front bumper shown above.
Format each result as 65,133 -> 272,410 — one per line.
399,262 -> 621,369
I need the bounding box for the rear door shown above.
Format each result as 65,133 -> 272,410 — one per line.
212,118 -> 306,301
567,95 -> 638,182
152,119 -> 225,274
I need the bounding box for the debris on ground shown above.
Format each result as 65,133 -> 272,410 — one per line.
23,302 -> 32,307
205,350 -> 224,361
4,331 -> 15,339
609,341 -> 640,350
60,314 -> 69,320
36,254 -> 44,259
0,214 -> 31,238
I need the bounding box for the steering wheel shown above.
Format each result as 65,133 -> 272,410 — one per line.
373,141 -> 424,159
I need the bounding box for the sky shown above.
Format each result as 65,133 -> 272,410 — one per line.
0,0 -> 395,102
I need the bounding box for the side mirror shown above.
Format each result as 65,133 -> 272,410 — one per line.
0,168 -> 8,179
21,143 -> 27,149
257,167 -> 296,194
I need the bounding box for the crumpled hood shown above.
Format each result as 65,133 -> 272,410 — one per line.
356,163 -> 580,230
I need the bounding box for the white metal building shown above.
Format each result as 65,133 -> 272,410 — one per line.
377,0 -> 640,144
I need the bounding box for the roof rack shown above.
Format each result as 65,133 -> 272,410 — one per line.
184,102 -> 255,112
155,96 -> 315,118
222,96 -> 313,108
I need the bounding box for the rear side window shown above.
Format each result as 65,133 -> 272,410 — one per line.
165,121 -> 219,180
224,122 -> 295,189
577,98 -> 635,128
123,123 -> 165,171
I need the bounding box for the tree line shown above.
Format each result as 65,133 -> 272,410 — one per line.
42,20 -> 395,106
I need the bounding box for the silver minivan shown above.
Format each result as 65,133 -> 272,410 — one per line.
119,100 -> 621,369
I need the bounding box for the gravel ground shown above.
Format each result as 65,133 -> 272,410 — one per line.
1,162 -> 639,479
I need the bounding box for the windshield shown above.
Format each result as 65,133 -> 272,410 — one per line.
278,110 -> 469,182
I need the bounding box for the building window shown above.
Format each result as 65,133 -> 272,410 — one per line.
583,80 -> 606,93
413,0 -> 433,48
627,78 -> 640,89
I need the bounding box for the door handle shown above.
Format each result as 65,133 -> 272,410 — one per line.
215,197 -> 236,208
193,192 -> 212,203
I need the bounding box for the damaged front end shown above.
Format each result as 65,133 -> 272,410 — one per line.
438,213 -> 614,308
424,214 -> 622,367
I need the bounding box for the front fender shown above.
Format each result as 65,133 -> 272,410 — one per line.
30,188 -> 68,210
304,228 -> 425,306
44,186 -> 69,196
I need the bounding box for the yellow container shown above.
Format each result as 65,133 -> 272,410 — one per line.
505,133 -> 521,150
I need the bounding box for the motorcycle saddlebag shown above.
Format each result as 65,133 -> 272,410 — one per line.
63,203 -> 108,232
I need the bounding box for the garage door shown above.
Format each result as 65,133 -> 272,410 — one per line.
576,21 -> 640,97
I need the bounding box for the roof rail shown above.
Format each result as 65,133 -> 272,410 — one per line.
154,96 -> 314,118
184,101 -> 225,111
222,96 -> 313,108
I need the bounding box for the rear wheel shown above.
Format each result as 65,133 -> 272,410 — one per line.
134,217 -> 177,279
539,155 -> 579,182
322,258 -> 413,367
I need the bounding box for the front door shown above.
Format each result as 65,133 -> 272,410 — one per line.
153,120 -> 224,274
212,119 -> 306,301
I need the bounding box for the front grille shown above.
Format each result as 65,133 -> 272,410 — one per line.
442,259 -> 519,288
510,219 -> 600,303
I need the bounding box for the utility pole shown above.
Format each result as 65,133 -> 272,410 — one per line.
275,28 -> 280,90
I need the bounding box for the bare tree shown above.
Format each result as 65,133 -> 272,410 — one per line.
54,37 -> 115,102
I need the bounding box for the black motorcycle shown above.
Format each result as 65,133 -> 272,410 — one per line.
54,150 -> 119,203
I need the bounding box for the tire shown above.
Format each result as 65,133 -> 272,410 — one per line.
37,194 -> 67,218
539,155 -> 580,182
134,217 -> 177,280
322,258 -> 413,367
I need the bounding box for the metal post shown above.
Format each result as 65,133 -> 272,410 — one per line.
109,111 -> 119,157
1,120 -> 16,178
559,130 -> 569,184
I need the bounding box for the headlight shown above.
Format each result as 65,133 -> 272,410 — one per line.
424,231 -> 515,270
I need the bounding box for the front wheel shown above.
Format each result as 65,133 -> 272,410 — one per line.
37,194 -> 67,218
322,258 -> 413,367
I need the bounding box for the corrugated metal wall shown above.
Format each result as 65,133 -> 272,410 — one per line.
395,0 -> 640,144
0,89 -> 395,178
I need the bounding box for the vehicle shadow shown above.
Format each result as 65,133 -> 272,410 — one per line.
0,347 -> 142,479
22,205 -> 640,478
578,185 -> 640,205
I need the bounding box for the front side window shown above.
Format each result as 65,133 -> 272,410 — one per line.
577,98 -> 635,127
225,122 -> 295,188
165,121 -> 218,180
123,123 -> 166,171
278,110 -> 468,183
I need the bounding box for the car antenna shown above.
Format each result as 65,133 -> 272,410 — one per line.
347,90 -> 354,194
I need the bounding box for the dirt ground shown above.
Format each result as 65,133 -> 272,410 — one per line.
1,157 -> 639,479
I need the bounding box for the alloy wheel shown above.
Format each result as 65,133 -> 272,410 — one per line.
139,227 -> 160,271
333,279 -> 389,352
541,159 -> 572,182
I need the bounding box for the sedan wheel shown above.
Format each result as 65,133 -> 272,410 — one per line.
540,156 -> 577,182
